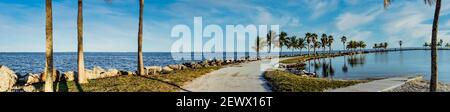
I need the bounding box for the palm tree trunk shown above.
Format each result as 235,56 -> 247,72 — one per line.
77,0 -> 88,84
44,0 -> 54,92
137,0 -> 145,76
307,45 -> 310,56
430,0 -> 441,92
280,45 -> 283,56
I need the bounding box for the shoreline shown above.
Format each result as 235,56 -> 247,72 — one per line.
2,48 -> 449,92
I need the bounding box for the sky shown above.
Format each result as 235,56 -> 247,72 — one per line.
1,0 -> 450,52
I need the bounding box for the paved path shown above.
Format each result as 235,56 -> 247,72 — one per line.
327,76 -> 422,92
181,59 -> 280,92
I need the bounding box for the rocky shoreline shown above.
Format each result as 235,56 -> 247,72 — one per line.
1,57 -> 262,92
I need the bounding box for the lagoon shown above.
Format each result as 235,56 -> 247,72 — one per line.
306,50 -> 450,83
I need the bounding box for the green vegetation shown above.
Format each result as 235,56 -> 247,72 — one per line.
32,67 -> 221,92
264,70 -> 366,92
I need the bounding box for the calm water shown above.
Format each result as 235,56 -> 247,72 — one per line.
0,52 -> 289,76
305,50 -> 450,82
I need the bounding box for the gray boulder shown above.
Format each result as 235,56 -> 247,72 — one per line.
25,73 -> 41,86
145,66 -> 162,75
63,71 -> 75,81
0,65 -> 18,92
161,66 -> 174,74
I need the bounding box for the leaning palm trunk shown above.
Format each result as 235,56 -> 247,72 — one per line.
430,0 -> 441,92
77,0 -> 88,84
44,0 -> 54,92
137,0 -> 145,76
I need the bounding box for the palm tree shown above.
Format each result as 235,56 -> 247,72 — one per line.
44,0 -> 54,92
320,33 -> 328,54
398,40 -> 403,50
288,36 -> 297,56
137,0 -> 145,76
253,36 -> 266,59
311,33 -> 318,55
359,41 -> 367,51
385,0 -> 441,92
279,32 -> 288,56
77,0 -> 88,84
297,37 -> 306,55
424,42 -> 430,47
328,35 -> 334,54
266,30 -> 276,53
341,36 -> 347,51
305,33 -> 312,55
438,39 -> 444,48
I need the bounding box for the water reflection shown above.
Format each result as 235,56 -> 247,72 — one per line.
347,54 -> 366,68
301,51 -> 450,82
342,56 -> 348,73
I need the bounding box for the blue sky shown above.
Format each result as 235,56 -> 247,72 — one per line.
1,0 -> 450,52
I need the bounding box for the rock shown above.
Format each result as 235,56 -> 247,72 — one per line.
145,66 -> 162,75
86,66 -> 108,80
161,66 -> 174,74
93,66 -> 106,74
102,69 -> 120,77
63,71 -> 75,81
25,73 -> 41,85
168,64 -> 187,70
23,85 -> 37,92
184,62 -> 202,69
0,65 -> 18,92
216,60 -> 223,66
201,61 -> 210,67
40,69 -> 61,82
119,70 -> 134,76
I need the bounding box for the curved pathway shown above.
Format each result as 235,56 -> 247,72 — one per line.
181,59 -> 280,92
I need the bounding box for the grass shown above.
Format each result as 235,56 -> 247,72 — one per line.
280,54 -> 333,64
264,70 -> 367,92
32,66 -> 221,92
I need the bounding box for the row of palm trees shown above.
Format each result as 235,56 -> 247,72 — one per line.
346,40 -> 367,51
43,0 -> 145,92
373,42 -> 389,49
279,32 -> 339,56
423,39 -> 449,48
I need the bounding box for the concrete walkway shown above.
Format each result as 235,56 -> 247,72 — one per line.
327,76 -> 422,92
181,59 -> 279,92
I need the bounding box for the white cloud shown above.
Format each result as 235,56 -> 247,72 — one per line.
336,8 -> 382,31
304,0 -> 339,19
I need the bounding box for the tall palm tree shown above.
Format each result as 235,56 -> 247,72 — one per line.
398,40 -> 403,50
266,30 -> 276,53
305,33 -> 312,55
424,42 -> 430,48
137,0 -> 145,76
77,0 -> 88,84
297,37 -> 306,55
328,35 -> 334,54
253,36 -> 266,59
341,36 -> 347,51
385,0 -> 441,92
359,41 -> 366,51
279,32 -> 288,56
44,0 -> 54,92
320,33 -> 328,53
288,36 -> 297,56
311,33 -> 318,55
